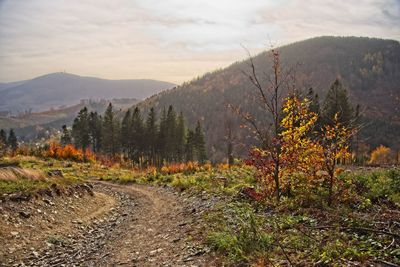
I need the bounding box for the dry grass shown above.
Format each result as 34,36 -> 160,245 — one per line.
0,167 -> 46,182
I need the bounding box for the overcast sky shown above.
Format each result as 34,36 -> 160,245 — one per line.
0,0 -> 399,84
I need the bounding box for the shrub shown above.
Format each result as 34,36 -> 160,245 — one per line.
369,145 -> 394,165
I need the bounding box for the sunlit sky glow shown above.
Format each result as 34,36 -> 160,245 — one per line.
0,0 -> 399,84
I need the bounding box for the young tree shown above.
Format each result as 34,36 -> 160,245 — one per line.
7,129 -> 18,151
320,114 -> 353,206
242,49 -> 288,202
60,125 -> 72,146
279,95 -> 323,194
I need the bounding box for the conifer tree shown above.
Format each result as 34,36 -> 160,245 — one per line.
60,125 -> 72,146
88,111 -> 102,152
165,105 -> 177,162
145,108 -> 158,165
102,103 -> 120,156
322,79 -> 354,128
157,107 -> 168,164
175,112 -> 186,162
0,129 -> 6,157
121,109 -> 132,157
185,129 -> 195,162
130,107 -> 144,164
194,121 -> 207,163
72,107 -> 90,149
7,129 -> 18,151
0,129 -> 7,146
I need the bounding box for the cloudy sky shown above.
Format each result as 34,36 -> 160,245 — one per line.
0,0 -> 399,84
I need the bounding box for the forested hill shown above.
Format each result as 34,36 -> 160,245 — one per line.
138,36 -> 400,162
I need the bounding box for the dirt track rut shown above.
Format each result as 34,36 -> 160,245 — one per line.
2,181 -> 212,266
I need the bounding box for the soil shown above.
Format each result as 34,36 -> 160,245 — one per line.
0,181 -> 215,266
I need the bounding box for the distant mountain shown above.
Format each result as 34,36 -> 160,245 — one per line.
0,73 -> 175,113
138,36 -> 400,162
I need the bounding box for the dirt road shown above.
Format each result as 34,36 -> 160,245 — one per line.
1,181 -> 213,266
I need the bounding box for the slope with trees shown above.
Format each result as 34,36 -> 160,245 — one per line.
137,36 -> 400,162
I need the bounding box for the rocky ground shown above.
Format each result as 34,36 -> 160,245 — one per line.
0,181 -> 220,266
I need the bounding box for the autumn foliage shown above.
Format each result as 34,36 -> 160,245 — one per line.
369,145 -> 394,165
42,142 -> 96,162
247,95 -> 354,204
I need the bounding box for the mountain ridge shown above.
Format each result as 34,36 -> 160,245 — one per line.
0,72 -> 175,113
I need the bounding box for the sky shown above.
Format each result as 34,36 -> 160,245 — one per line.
0,0 -> 399,84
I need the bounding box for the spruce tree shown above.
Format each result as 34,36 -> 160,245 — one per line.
306,87 -> 322,133
194,121 -> 207,163
7,129 -> 18,151
121,109 -> 132,157
145,108 -> 158,166
102,103 -> 120,156
0,129 -> 6,157
322,79 -> 354,128
60,125 -> 72,146
88,111 -> 102,152
165,105 -> 177,162
185,129 -> 195,162
0,129 -> 7,146
175,112 -> 186,162
130,107 -> 144,164
157,107 -> 168,164
72,107 -> 90,149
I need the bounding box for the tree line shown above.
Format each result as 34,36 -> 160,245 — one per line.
0,128 -> 18,154
63,104 -> 207,166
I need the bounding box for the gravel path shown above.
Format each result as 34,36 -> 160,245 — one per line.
19,181 -> 211,267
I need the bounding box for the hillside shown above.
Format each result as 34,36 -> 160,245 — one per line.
0,98 -> 139,140
138,36 -> 400,162
0,73 -> 175,113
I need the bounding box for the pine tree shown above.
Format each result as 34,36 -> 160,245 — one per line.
175,112 -> 186,162
102,103 -> 120,156
130,107 -> 144,164
60,125 -> 72,146
322,79 -> 354,128
0,129 -> 7,146
7,129 -> 18,151
72,107 -> 90,149
145,108 -> 158,166
0,129 -> 7,156
157,107 -> 168,164
165,105 -> 177,162
185,129 -> 195,162
88,111 -> 102,152
194,121 -> 207,163
121,109 -> 132,157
